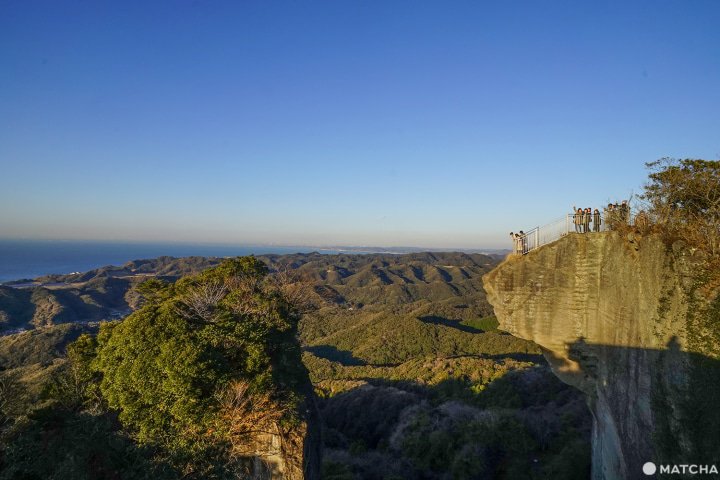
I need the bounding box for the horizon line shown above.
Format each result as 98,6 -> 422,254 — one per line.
0,236 -> 509,253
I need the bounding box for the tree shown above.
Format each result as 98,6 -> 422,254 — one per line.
642,158 -> 720,256
88,257 -> 309,468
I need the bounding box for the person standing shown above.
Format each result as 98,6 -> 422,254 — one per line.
583,208 -> 591,233
607,203 -> 617,230
593,208 -> 602,232
621,200 -> 630,223
519,231 -> 527,254
515,230 -> 523,255
573,207 -> 583,233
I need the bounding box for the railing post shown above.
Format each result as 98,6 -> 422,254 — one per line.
535,228 -> 539,250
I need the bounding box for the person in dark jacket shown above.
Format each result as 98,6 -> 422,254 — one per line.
583,208 -> 591,233
606,203 -> 617,230
621,200 -> 630,223
593,208 -> 602,232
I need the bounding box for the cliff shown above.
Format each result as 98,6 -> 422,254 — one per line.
240,377 -> 321,480
483,232 -> 719,479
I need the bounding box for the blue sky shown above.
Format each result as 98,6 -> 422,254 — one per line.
1,1 -> 718,249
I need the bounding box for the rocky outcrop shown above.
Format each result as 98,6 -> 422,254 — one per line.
483,232 -> 717,480
246,393 -> 321,479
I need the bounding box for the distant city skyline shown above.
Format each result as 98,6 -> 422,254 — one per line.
2,1 -> 719,249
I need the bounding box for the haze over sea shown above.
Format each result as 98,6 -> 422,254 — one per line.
0,240 -> 336,283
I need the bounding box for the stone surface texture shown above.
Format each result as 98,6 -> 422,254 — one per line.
483,232 -> 703,480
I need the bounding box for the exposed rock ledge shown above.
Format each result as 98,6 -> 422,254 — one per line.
483,232 -> 712,480
246,382 -> 321,479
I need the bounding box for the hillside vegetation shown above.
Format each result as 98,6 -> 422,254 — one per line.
0,256 -> 223,333
282,253 -> 590,479
1,251 -> 591,479
1,258 -> 318,479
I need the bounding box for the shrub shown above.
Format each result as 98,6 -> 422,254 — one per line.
642,158 -> 720,257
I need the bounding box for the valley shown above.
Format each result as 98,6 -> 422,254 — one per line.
0,252 -> 591,479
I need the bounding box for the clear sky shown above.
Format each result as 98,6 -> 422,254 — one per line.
1,1 -> 718,249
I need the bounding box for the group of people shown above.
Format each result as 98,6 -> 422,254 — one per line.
604,201 -> 631,228
573,206 -> 602,233
573,200 -> 630,233
510,200 -> 633,256
509,231 -> 527,255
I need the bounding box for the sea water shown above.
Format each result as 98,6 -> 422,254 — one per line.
0,240 -> 331,283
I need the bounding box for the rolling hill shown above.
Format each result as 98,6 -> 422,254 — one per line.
0,252 -> 591,479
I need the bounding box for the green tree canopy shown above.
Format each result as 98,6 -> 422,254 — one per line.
90,257 -> 307,459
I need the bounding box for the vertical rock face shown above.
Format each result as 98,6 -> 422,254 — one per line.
226,375 -> 321,479
247,395 -> 322,480
483,232 -> 708,480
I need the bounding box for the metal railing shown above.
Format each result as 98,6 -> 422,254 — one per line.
512,210 -> 635,255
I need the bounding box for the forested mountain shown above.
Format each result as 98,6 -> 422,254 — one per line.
1,258 -> 319,478
1,252 -> 495,334
0,252 -> 591,479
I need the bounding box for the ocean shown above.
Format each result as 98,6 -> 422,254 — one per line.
0,240 -> 334,283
